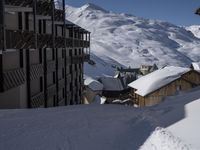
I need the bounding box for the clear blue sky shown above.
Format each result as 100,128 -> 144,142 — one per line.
66,0 -> 200,26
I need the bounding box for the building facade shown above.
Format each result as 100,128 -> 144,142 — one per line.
0,0 -> 90,108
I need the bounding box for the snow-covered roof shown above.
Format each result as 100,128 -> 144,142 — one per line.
84,77 -> 103,91
99,76 -> 124,91
128,66 -> 190,96
191,62 -> 200,71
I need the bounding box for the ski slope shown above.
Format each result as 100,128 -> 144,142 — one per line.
65,3 -> 200,71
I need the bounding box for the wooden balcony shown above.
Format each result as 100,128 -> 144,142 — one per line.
72,56 -> 84,64
1,29 -> 90,49
5,0 -> 33,7
5,30 -> 35,49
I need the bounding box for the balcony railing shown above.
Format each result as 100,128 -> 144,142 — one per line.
31,92 -> 45,108
1,29 -> 90,49
5,0 -> 33,7
5,0 -> 64,21
3,68 -> 25,91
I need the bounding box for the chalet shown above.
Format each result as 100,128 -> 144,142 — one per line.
140,64 -> 158,75
0,0 -> 90,108
128,66 -> 200,107
116,67 -> 139,82
98,76 -> 131,103
83,77 -> 103,104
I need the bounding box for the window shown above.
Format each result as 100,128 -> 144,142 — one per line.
39,49 -> 42,64
19,49 -> 23,68
18,12 -> 22,30
62,68 -> 65,78
70,65 -> 72,73
62,88 -> 65,99
40,77 -> 43,92
75,49 -> 77,56
62,49 -> 65,58
53,72 -> 56,84
25,12 -> 29,30
39,20 -> 42,34
43,20 -> 46,34
69,49 -> 72,57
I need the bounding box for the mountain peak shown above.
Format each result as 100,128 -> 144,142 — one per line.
80,3 -> 108,13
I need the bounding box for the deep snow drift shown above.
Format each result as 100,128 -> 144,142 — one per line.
66,3 -> 200,71
1,88 -> 200,150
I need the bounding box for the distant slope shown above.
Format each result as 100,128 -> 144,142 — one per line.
65,3 -> 200,69
84,53 -> 121,78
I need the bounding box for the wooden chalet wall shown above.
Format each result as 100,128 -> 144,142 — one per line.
130,70 -> 200,107
0,0 -> 90,108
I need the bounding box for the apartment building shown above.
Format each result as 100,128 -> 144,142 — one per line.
0,0 -> 90,108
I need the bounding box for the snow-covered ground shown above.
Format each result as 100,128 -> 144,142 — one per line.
1,87 -> 200,150
66,3 -> 200,74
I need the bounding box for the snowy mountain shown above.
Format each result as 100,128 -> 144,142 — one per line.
65,3 -> 200,77
186,25 -> 200,38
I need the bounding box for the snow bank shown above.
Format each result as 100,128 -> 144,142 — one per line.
128,66 -> 190,96
140,127 -> 192,150
1,87 -> 200,150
